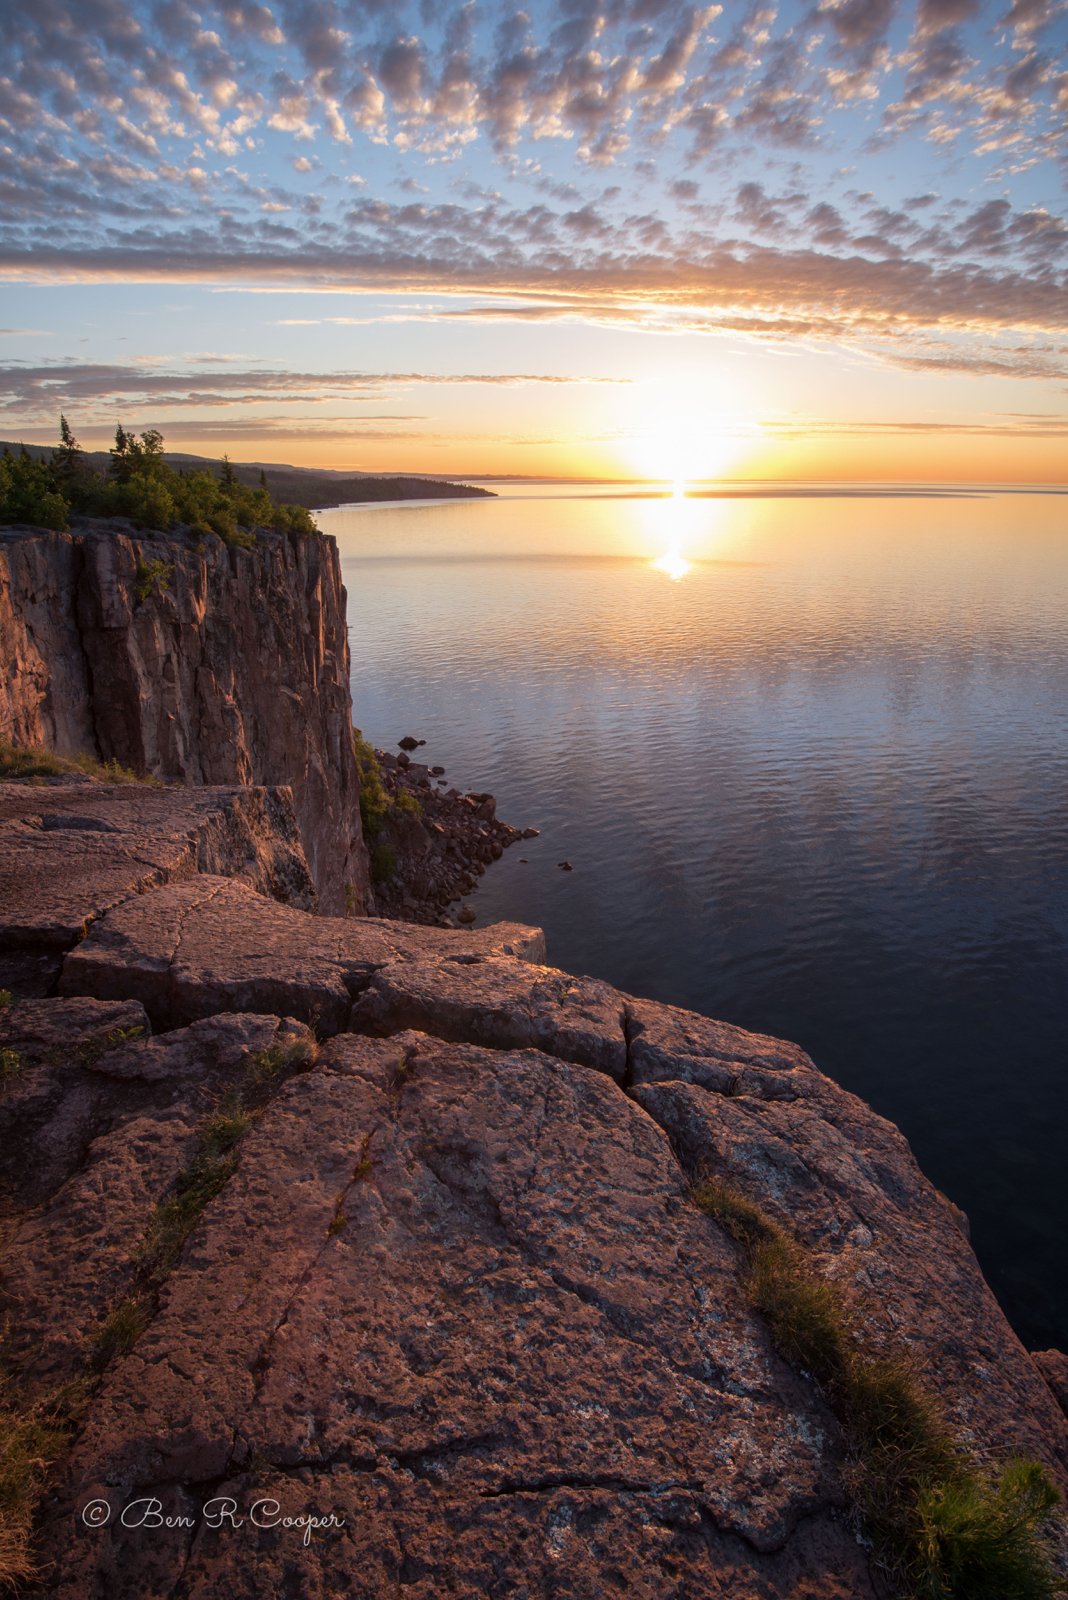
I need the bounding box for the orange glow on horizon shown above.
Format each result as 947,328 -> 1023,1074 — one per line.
21,411 -> 1068,486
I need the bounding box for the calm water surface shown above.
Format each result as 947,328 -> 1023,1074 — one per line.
320,484 -> 1068,1350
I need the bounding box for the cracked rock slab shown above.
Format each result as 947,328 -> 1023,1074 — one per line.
633,1073 -> 1068,1483
41,1032 -> 874,1600
59,876 -> 546,1032
353,957 -> 629,1077
0,781 -> 316,994
0,1004 -> 315,1394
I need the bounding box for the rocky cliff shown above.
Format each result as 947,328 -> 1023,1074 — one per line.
1,776 -> 1065,1598
0,521 -> 370,914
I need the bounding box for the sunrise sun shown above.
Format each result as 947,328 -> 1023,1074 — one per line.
626,388 -> 755,487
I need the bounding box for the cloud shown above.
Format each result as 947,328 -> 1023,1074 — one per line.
2,172 -> 1064,359
765,412 -> 1068,435
916,0 -> 981,34
0,0 -> 1065,394
887,348 -> 1068,378
0,361 -> 628,419
820,0 -> 897,60
2,0 -> 1056,179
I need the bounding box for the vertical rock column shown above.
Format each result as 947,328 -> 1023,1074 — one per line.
0,522 -> 372,915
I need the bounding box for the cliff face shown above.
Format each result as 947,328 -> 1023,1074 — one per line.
2,521 -> 1066,1594
0,521 -> 371,915
0,777 -> 1064,1598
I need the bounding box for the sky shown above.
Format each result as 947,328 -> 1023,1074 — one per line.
1,0 -> 1066,481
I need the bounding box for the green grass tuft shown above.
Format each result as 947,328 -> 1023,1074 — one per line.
0,737 -> 153,786
244,1037 -> 316,1101
200,1105 -> 253,1155
138,1148 -> 238,1282
0,1377 -> 69,1590
0,1049 -> 22,1084
748,1230 -> 851,1380
353,1133 -> 374,1179
90,1297 -> 153,1370
0,991 -> 11,1011
906,1459 -> 1061,1600
692,1176 -> 1061,1600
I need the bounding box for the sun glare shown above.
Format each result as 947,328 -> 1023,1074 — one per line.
625,380 -> 757,487
651,547 -> 692,581
645,483 -> 705,580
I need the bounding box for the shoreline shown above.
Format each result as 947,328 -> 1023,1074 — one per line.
366,741 -> 534,925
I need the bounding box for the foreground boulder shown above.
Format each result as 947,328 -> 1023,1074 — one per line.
0,780 -> 315,995
32,1030 -> 878,1600
0,782 -> 1064,1597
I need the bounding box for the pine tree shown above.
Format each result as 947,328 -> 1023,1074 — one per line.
110,424 -> 132,482
53,415 -> 84,487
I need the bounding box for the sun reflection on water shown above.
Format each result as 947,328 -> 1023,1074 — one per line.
647,482 -> 698,580
651,546 -> 692,581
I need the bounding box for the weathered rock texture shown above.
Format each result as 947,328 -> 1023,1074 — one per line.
0,521 -> 370,913
0,780 -> 1064,1597
0,998 -> 313,1397
0,779 -> 315,995
60,873 -> 545,1033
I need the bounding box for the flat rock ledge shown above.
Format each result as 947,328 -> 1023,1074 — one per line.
1,782 -> 1065,1598
0,779 -> 315,996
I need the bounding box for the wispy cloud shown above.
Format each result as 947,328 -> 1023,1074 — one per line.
0,360 -> 628,420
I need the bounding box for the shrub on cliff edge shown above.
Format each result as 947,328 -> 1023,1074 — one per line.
0,449 -> 69,531
353,728 -> 391,838
133,557 -> 173,603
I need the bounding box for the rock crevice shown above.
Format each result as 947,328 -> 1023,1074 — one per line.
0,779 -> 1065,1598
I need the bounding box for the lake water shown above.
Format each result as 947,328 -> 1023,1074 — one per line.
319,483 -> 1068,1353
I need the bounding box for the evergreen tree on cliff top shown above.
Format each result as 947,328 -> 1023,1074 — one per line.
53,416 -> 84,486
0,418 -> 316,541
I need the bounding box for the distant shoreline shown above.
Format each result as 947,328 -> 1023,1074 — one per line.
0,439 -> 496,513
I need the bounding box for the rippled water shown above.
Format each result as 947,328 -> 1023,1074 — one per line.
320,484 -> 1068,1351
